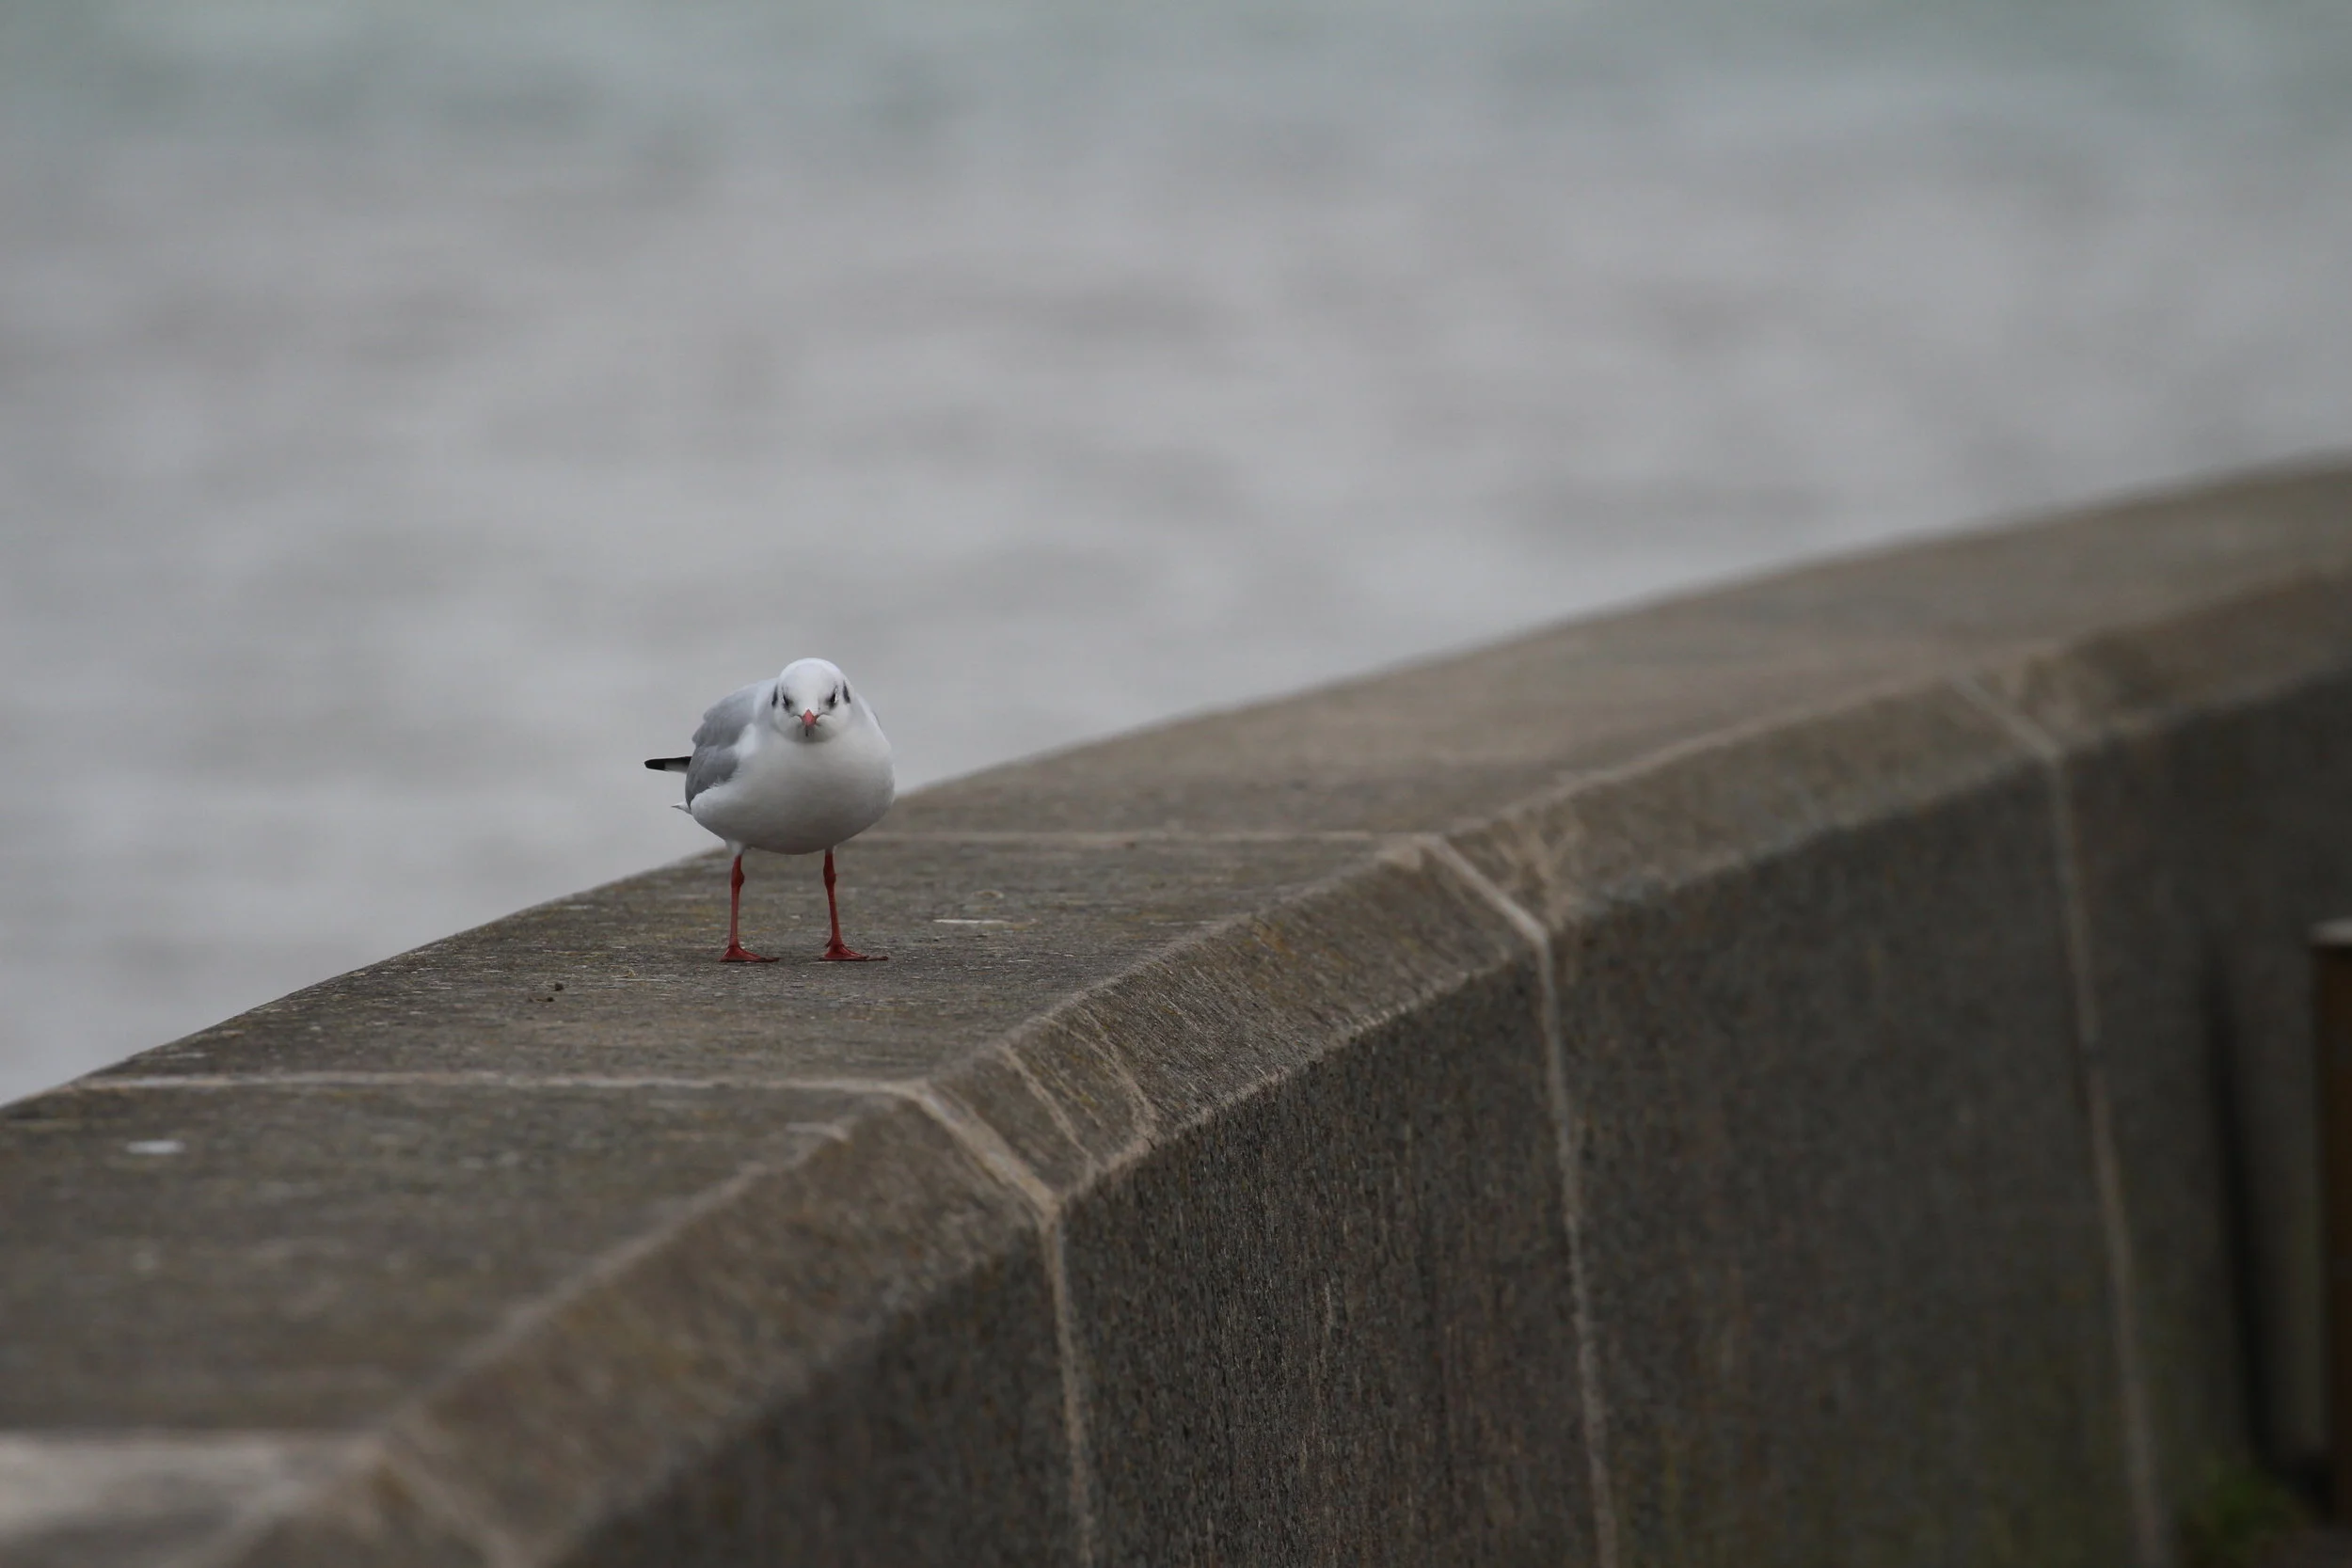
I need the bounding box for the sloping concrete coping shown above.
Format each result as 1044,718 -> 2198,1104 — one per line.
7,467 -> 2352,1565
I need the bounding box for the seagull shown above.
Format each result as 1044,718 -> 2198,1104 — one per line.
645,657 -> 895,963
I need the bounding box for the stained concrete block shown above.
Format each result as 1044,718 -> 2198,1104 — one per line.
1551,781 -> 2134,1566
1065,979 -> 1597,1565
923,851 -> 1600,1560
1417,670 -> 2141,1565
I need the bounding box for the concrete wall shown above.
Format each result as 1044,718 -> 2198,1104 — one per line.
6,466 -> 2351,1566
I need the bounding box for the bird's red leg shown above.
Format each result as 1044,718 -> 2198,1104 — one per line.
722,852 -> 777,962
819,848 -> 884,961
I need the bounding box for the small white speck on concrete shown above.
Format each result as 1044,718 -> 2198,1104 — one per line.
125,1140 -> 183,1156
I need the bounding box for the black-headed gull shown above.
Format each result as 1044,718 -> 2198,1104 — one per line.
646,657 -> 895,963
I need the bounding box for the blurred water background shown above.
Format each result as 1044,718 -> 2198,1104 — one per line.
3,0 -> 2350,1103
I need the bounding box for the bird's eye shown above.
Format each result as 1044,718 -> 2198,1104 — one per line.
827,690 -> 839,708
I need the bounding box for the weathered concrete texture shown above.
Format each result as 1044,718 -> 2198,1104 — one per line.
1982,571 -> 2352,1491
102,832 -> 1372,1085
1062,970 -> 1594,1563
1555,784 -> 2130,1566
943,851 -> 1598,1560
5,462 -> 2352,1565
360,1097 -> 1070,1568
0,1081 -> 874,1428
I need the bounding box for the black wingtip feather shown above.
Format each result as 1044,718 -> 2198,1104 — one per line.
645,756 -> 691,772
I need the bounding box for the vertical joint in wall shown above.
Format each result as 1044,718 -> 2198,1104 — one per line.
1416,834 -> 1622,1568
1954,675 -> 2169,1568
905,1085 -> 1100,1568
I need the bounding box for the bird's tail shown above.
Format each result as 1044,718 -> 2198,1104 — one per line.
644,756 -> 690,773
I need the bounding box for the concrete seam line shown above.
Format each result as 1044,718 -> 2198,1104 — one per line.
900,1084 -> 1059,1220
1043,1216 -> 1100,1568
1002,1046 -> 1093,1172
172,1435 -> 517,1568
1535,672 -> 1947,802
898,1084 -> 1101,1568
997,1002 -> 1160,1154
1496,562 -> 2352,855
1411,834 -> 1622,1568
377,1445 -> 530,1568
1951,675 -> 2169,1568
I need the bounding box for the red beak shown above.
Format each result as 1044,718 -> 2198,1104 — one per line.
801,709 -> 818,732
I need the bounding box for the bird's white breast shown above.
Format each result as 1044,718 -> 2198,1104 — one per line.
688,713 -> 895,855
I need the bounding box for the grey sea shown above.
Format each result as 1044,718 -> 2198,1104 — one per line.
4,0 -> 2350,1103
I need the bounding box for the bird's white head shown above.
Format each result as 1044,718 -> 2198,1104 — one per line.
771,657 -> 860,741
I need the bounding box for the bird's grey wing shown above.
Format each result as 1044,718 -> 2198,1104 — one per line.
684,682 -> 767,804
